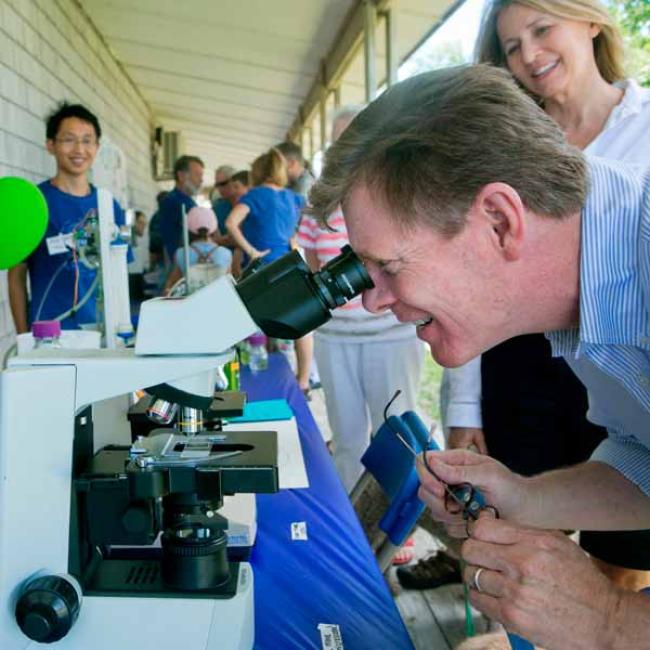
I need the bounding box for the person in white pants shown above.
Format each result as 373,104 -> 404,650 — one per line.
298,107 -> 424,492
313,320 -> 424,491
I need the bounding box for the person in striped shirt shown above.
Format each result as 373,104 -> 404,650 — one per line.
298,107 -> 423,495
309,65 -> 650,649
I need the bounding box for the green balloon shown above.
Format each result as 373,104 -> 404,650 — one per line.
0,177 -> 48,269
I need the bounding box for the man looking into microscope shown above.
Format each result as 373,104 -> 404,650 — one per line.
309,65 -> 650,649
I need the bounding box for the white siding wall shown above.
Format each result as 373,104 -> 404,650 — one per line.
0,0 -> 158,353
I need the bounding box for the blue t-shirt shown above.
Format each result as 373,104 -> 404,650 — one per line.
173,241 -> 233,272
28,181 -> 126,329
239,187 -> 304,265
159,188 -> 196,259
212,197 -> 232,236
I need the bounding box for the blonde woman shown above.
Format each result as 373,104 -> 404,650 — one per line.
226,148 -> 313,392
226,148 -> 302,265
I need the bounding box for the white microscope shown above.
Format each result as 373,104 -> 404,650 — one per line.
0,194 -> 373,650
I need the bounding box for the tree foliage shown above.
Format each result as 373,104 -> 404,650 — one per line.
608,0 -> 650,85
400,40 -> 467,79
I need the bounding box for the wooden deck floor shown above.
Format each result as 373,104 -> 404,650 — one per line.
387,527 -> 490,650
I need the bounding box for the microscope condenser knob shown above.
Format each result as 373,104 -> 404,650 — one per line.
15,574 -> 81,643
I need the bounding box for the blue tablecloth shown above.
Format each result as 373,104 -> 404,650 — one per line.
244,353 -> 413,649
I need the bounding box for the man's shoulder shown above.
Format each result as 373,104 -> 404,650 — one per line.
577,159 -> 650,349
38,180 -> 99,212
586,157 -> 649,196
38,179 -> 89,201
292,189 -> 306,208
161,189 -> 195,210
213,197 -> 232,216
37,180 -> 58,207
293,170 -> 315,197
161,189 -> 179,204
584,158 -> 649,255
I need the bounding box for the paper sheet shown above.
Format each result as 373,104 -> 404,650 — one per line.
223,417 -> 309,489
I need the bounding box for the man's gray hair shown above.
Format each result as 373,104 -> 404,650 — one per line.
309,65 -> 587,236
331,105 -> 365,142
332,104 -> 365,124
216,165 -> 236,178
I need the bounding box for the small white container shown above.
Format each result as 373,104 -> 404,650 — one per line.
17,329 -> 102,354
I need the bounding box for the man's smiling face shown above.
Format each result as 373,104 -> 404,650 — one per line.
343,182 -> 512,367
46,116 -> 99,178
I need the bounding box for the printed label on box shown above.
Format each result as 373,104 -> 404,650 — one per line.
291,521 -> 308,541
318,623 -> 344,650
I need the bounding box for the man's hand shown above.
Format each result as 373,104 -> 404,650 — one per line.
448,427 -> 488,454
416,449 -> 528,537
461,516 -> 627,650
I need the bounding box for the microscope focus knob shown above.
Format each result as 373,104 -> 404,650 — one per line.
15,574 -> 81,643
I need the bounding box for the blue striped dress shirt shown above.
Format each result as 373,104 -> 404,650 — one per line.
547,158 -> 650,496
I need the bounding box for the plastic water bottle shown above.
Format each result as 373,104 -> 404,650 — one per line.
237,340 -> 250,367
32,320 -> 63,349
248,333 -> 268,373
274,337 -> 296,373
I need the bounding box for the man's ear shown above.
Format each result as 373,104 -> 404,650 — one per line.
45,139 -> 55,156
474,183 -> 526,261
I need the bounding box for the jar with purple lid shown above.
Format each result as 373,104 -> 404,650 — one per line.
247,333 -> 268,373
32,320 -> 62,349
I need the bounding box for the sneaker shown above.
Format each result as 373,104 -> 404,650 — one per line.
395,550 -> 461,590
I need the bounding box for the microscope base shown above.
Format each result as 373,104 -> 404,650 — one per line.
24,563 -> 254,649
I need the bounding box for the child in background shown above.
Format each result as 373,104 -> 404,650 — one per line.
164,206 -> 232,294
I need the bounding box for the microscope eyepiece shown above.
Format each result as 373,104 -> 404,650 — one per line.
235,245 -> 373,339
311,245 -> 372,308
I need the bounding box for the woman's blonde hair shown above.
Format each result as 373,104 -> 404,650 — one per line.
476,0 -> 625,85
251,148 -> 288,187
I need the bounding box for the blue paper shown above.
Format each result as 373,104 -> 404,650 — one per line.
228,398 -> 293,422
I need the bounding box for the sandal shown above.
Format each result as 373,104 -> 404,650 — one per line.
395,549 -> 461,589
391,537 -> 415,566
